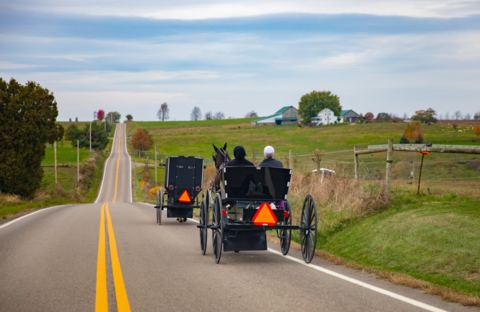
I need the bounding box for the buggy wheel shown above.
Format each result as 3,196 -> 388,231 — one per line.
300,194 -> 318,263
155,191 -> 164,225
212,194 -> 223,264
279,201 -> 292,255
199,192 -> 209,255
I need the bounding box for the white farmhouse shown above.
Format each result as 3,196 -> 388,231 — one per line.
312,108 -> 340,126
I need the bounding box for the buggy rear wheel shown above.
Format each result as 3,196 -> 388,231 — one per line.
300,194 -> 317,263
199,192 -> 209,255
212,194 -> 223,264
278,201 -> 292,255
155,190 -> 164,225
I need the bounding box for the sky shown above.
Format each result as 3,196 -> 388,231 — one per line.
1,0 -> 480,121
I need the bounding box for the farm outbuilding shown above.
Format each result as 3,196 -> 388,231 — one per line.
255,106 -> 299,125
340,110 -> 361,123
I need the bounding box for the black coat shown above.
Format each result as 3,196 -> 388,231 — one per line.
226,158 -> 254,167
259,158 -> 284,168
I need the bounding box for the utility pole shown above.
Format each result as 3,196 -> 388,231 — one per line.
89,122 -> 92,152
54,141 -> 58,186
354,145 -> 359,180
154,144 -> 158,185
288,150 -> 292,169
77,140 -> 80,186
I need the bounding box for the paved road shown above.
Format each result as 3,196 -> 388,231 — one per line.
0,124 -> 477,312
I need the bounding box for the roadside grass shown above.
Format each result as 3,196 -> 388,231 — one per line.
317,192 -> 480,298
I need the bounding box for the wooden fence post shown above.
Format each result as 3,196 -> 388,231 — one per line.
385,139 -> 393,200
354,145 -> 359,180
288,150 -> 292,169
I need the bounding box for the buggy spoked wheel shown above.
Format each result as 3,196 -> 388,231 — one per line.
155,191 -> 164,225
199,192 -> 209,255
278,201 -> 292,255
300,194 -> 317,263
212,194 -> 223,264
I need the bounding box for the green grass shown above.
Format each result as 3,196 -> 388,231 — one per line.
42,142 -> 90,165
318,193 -> 480,297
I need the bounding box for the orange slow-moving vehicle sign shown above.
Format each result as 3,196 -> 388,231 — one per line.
178,190 -> 192,203
252,203 -> 277,226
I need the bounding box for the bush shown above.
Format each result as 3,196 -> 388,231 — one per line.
131,128 -> 153,153
474,126 -> 480,137
400,122 -> 424,144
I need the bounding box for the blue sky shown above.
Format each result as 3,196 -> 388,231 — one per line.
1,1 -> 479,121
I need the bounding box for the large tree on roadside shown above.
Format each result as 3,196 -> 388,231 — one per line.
411,108 -> 437,124
106,111 -> 121,123
0,78 -> 64,197
298,90 -> 341,124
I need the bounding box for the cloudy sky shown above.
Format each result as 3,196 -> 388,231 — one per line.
1,0 -> 479,121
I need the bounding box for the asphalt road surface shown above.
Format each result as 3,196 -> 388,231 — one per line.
0,124 -> 477,312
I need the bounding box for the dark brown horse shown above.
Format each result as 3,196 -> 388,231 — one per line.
211,143 -> 230,190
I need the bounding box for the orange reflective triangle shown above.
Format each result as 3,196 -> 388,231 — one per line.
252,203 -> 277,226
178,190 -> 191,203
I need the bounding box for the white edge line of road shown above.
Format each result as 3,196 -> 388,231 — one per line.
95,125 -> 118,204
124,124 -> 133,203
0,204 -> 70,230
178,212 -> 446,312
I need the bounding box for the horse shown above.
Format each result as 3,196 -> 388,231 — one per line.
211,143 -> 230,191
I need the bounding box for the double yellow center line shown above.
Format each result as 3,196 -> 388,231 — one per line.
96,127 -> 131,312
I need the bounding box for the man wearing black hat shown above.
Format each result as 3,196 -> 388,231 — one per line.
226,145 -> 254,167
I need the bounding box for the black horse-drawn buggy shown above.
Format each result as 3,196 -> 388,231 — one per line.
155,156 -> 204,224
198,165 -> 318,264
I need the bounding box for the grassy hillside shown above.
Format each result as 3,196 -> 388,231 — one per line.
127,118 -> 480,303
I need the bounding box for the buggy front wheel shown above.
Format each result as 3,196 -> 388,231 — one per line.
300,194 -> 317,263
212,194 -> 223,264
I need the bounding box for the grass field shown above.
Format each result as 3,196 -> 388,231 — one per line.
127,118 -> 480,302
42,142 -> 90,166
319,193 -> 480,298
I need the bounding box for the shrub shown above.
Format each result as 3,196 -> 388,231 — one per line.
400,122 -> 424,144
131,128 -> 153,153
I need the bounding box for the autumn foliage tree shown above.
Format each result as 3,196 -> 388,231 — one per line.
364,112 -> 374,122
0,78 -> 64,197
474,126 -> 480,138
131,128 -> 153,155
400,122 -> 424,144
97,109 -> 105,121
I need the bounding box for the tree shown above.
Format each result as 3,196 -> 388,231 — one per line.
245,111 -> 258,118
97,109 -> 105,121
464,113 -> 471,120
454,110 -> 462,120
0,78 -> 63,197
214,112 -> 225,120
106,111 -> 121,123
126,114 -> 133,122
364,112 -> 374,122
474,112 -> 480,120
66,124 -> 82,143
205,111 -> 213,120
298,90 -> 341,124
376,112 -> 392,122
411,108 -> 437,124
131,128 -> 153,153
157,102 -> 169,121
191,106 -> 201,121
400,122 -> 424,144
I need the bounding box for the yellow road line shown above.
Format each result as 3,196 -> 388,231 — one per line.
95,203 -> 108,312
105,202 -> 131,312
112,128 -> 121,203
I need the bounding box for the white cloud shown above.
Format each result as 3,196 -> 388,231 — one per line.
7,0 -> 480,19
